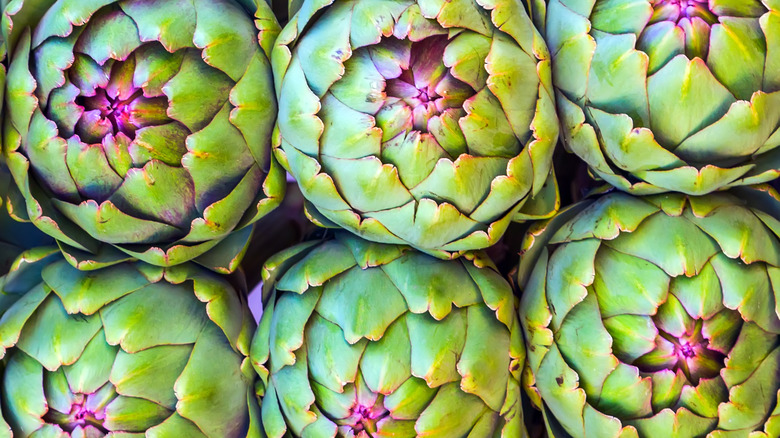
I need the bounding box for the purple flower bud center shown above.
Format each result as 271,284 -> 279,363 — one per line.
679,342 -> 696,358
71,52 -> 173,144
418,89 -> 431,103
668,0 -> 693,7
352,405 -> 373,431
347,403 -> 391,435
106,91 -> 140,124
383,35 -> 474,133
660,0 -> 706,10
355,405 -> 371,417
74,406 -> 89,421
68,402 -> 105,430
44,394 -> 111,435
635,320 -> 728,386
78,87 -> 151,140
652,0 -> 716,24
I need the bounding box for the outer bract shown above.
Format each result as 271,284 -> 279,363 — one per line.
251,233 -> 526,437
0,249 -> 260,437
517,187 -> 780,437
0,40 -> 52,274
541,0 -> 780,195
273,0 -> 560,258
2,0 -> 284,271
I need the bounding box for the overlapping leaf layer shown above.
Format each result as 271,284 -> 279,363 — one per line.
544,0 -> 780,194
0,249 -> 259,437
2,0 -> 283,269
251,232 -> 525,437
273,0 -> 560,257
518,188 -> 780,437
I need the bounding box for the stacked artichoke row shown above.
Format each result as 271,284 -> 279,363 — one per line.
0,0 -> 777,437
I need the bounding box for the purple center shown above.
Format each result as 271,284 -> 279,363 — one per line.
73,405 -> 90,421
80,88 -> 146,138
418,89 -> 431,103
43,397 -> 110,435
384,35 -> 473,133
354,405 -> 371,418
634,322 -> 727,385
68,403 -> 106,432
659,0 -> 707,10
652,0 -> 717,24
679,342 -> 695,358
667,0 -> 698,7
346,403 -> 391,435
72,55 -> 172,144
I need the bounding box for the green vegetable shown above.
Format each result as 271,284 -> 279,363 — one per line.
2,0 -> 284,271
0,34 -> 52,274
0,249 -> 259,437
517,186 -> 780,437
251,232 -> 526,437
540,0 -> 780,195
273,0 -> 559,258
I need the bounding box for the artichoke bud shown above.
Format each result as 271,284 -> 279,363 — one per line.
0,248 -> 259,437
542,0 -> 780,195
2,0 -> 285,269
250,232 -> 526,437
517,187 -> 780,437
273,0 -> 561,257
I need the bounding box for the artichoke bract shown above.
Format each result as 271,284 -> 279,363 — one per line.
542,0 -> 780,195
273,0 -> 560,258
517,187 -> 780,437
0,249 -> 260,437
2,0 -> 285,271
251,233 -> 525,437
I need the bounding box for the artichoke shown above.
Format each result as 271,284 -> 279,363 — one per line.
272,0 -> 560,258
251,232 -> 525,437
0,248 -> 260,437
517,187 -> 780,437
2,0 -> 284,271
541,0 -> 780,195
1,36 -> 52,274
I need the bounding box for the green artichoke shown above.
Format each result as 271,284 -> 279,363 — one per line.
1,43 -> 52,275
272,0 -> 560,258
2,0 -> 284,271
0,248 -> 260,437
517,187 -> 780,437
541,0 -> 780,195
251,232 -> 525,437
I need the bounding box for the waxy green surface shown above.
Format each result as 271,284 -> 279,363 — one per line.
0,250 -> 259,438
251,232 -> 526,437
2,0 -> 284,271
541,0 -> 780,195
518,186 -> 780,437
273,0 -> 560,258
